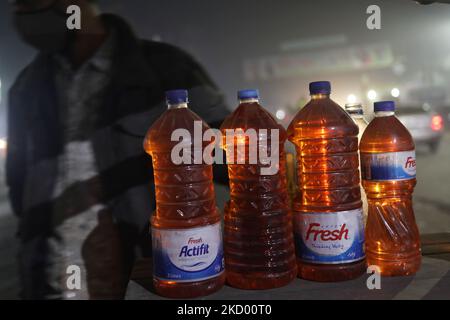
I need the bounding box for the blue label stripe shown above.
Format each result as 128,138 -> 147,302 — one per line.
153,247 -> 224,281
367,164 -> 415,180
294,230 -> 365,264
180,262 -> 208,268
361,151 -> 416,181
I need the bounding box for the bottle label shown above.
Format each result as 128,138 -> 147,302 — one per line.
294,208 -> 365,264
361,150 -> 416,181
152,222 -> 224,282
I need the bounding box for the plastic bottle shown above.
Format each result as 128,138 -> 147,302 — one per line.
288,81 -> 366,282
220,89 -> 297,289
345,103 -> 369,225
144,89 -> 225,298
360,100 -> 421,276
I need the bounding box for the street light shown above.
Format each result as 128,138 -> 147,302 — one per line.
347,94 -> 357,104
391,88 -> 400,98
367,90 -> 377,101
276,110 -> 286,120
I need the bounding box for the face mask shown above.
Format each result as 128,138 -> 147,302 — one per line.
13,2 -> 70,53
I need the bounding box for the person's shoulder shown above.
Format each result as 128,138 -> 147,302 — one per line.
10,66 -> 30,97
140,40 -> 189,57
139,40 -> 198,68
9,54 -> 46,98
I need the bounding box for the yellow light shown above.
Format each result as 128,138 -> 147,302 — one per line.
376,241 -> 383,254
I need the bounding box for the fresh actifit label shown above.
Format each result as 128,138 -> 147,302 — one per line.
152,222 -> 224,282
361,150 -> 416,181
294,208 -> 365,264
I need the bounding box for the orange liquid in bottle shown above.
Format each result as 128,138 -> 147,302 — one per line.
220,89 -> 297,289
144,90 -> 225,298
288,81 -> 366,282
360,101 -> 421,276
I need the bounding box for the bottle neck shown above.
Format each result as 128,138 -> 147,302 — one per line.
311,93 -> 330,100
239,98 -> 259,104
168,102 -> 188,110
375,111 -> 395,117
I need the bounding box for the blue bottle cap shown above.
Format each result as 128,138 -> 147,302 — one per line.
238,89 -> 260,100
309,81 -> 331,95
166,89 -> 188,105
374,101 -> 395,112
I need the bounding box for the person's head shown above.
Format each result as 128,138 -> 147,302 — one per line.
10,0 -> 101,53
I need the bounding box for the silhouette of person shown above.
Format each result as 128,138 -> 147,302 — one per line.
7,0 -> 229,299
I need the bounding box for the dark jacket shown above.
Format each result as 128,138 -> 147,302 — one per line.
7,14 -> 229,241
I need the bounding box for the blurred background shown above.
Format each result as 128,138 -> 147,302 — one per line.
1,0 -> 450,299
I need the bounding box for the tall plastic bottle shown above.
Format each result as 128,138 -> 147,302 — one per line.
288,81 -> 366,282
220,89 -> 297,289
360,101 -> 421,276
144,90 -> 225,298
345,103 -> 369,225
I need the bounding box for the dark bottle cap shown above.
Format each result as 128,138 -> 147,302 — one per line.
374,101 -> 395,112
166,89 -> 188,105
238,89 -> 260,100
309,81 -> 331,95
